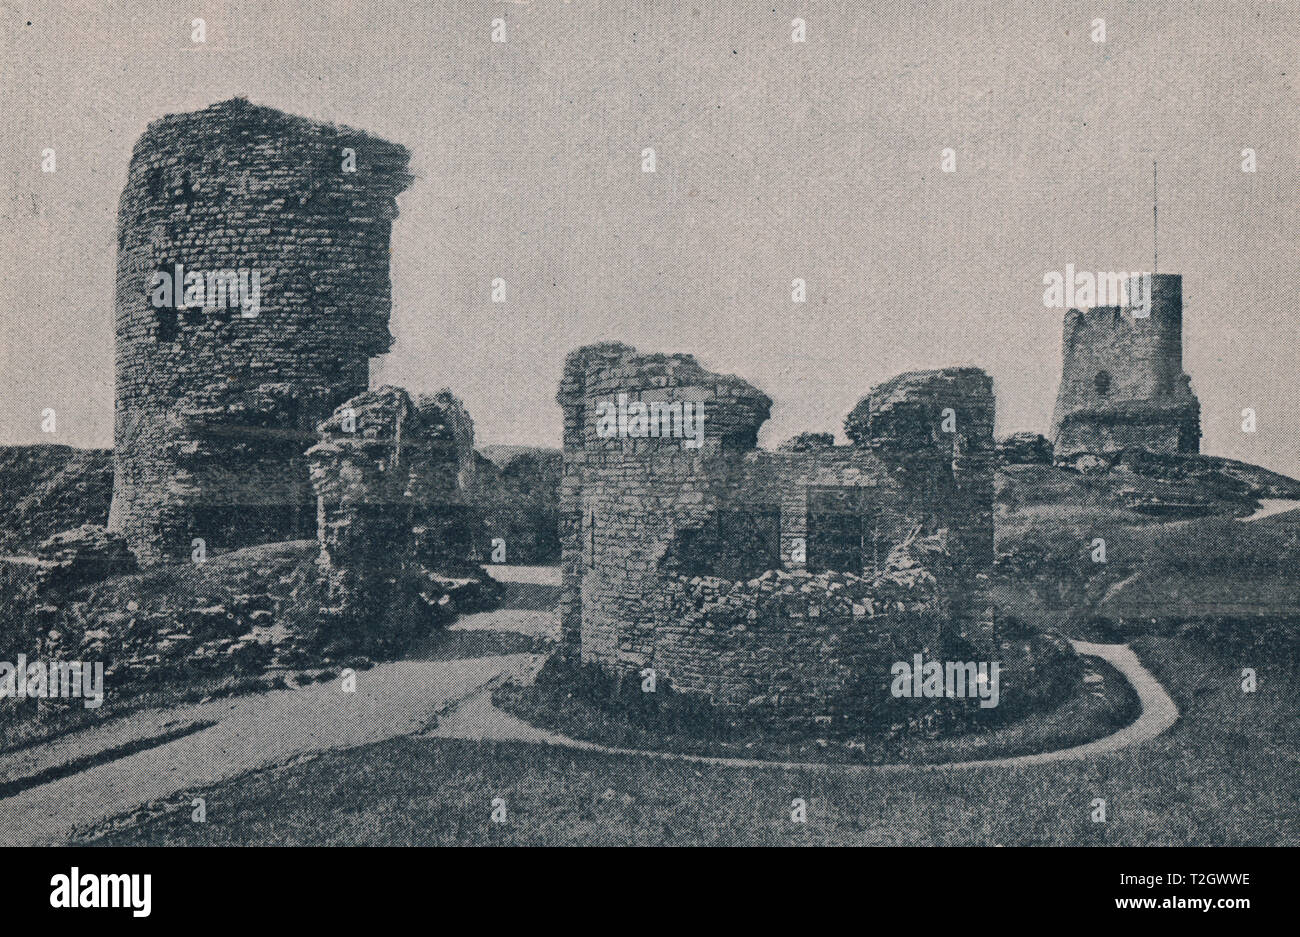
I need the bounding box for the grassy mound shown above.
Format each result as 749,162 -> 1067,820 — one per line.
994,461 -> 1300,642
492,632 -> 1133,767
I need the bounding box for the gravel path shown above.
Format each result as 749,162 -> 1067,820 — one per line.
0,566 -> 1181,841
1240,498 -> 1300,522
484,565 -> 563,585
429,640 -> 1180,773
0,654 -> 535,845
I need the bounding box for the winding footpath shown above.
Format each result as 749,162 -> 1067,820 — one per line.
0,654 -> 534,845
1239,498 -> 1300,522
0,564 -> 1182,842
428,639 -> 1180,774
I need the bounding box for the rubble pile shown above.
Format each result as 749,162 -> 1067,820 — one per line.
33,524 -> 137,594
996,432 -> 1053,466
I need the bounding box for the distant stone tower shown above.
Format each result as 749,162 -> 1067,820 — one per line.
1050,273 -> 1200,460
108,98 -> 412,565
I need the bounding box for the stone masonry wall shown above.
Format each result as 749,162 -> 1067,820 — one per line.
655,534 -> 956,711
849,366 -> 997,580
1050,273 -> 1200,459
557,342 -> 773,669
558,342 -> 996,711
307,386 -> 467,618
109,97 -> 413,565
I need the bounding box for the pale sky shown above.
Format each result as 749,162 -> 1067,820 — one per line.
2,0 -> 1297,476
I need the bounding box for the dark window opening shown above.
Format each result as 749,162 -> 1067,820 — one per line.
1094,370 -> 1112,395
807,486 -> 879,574
146,168 -> 166,202
152,256 -> 181,341
667,506 -> 781,581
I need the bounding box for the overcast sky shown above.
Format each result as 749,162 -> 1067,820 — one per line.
2,0 -> 1297,475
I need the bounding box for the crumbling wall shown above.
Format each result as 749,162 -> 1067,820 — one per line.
556,342 -> 772,669
309,387 -> 463,607
778,432 -> 835,452
412,390 -> 480,565
656,533 -> 956,711
307,386 -> 497,645
1050,273 -> 1200,459
308,387 -> 416,616
847,367 -> 997,579
109,97 -> 413,565
997,432 -> 1053,466
558,342 -> 996,711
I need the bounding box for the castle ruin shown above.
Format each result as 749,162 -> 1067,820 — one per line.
307,385 -> 490,638
557,342 -> 995,712
1050,273 -> 1200,462
108,98 -> 413,565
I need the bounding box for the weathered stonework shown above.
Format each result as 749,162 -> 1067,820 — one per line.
997,432 -> 1053,466
32,524 -> 137,596
1050,273 -> 1200,461
109,97 -> 413,565
656,532 -> 963,712
307,386 -> 495,639
778,432 -> 835,452
558,342 -> 995,712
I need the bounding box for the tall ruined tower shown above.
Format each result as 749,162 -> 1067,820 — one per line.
1050,273 -> 1200,460
108,98 -> 412,565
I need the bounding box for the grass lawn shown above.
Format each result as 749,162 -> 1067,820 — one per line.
994,469 -> 1300,638
79,634 -> 1298,846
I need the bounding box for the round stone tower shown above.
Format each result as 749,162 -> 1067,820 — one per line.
108,98 -> 413,565
1050,273 -> 1200,459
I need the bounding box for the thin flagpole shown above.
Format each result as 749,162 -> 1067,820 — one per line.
1153,160 -> 1158,275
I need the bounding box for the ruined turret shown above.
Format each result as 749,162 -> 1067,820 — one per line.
1050,273 -> 1200,462
108,98 -> 413,564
